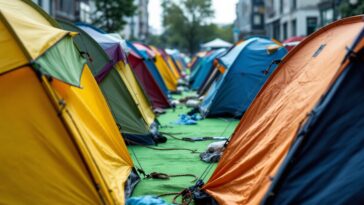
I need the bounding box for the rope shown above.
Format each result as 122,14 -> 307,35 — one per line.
160,132 -> 185,140
125,138 -> 200,153
195,58 -> 285,182
157,192 -> 181,197
172,189 -> 193,205
160,131 -> 184,135
146,172 -> 197,182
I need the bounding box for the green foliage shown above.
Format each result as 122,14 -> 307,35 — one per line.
200,23 -> 234,43
92,0 -> 136,33
158,0 -> 234,54
161,0 -> 215,54
339,0 -> 364,18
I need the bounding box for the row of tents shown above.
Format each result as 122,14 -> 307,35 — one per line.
184,15 -> 364,205
190,37 -> 288,118
0,0 -> 188,204
2,1 -> 364,204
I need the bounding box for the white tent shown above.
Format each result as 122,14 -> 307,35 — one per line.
201,38 -> 232,49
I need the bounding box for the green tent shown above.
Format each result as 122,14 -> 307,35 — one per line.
59,20 -> 157,145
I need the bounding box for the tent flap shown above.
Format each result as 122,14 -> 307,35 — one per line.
35,35 -> 85,87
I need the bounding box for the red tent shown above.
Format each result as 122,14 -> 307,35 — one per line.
283,36 -> 305,51
128,50 -> 171,109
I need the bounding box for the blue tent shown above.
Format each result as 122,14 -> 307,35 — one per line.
191,48 -> 226,90
200,37 -> 287,117
127,42 -> 170,97
261,32 -> 364,205
189,57 -> 205,83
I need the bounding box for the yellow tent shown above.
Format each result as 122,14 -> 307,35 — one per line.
164,55 -> 180,79
153,47 -> 181,80
139,44 -> 178,91
115,60 -> 155,127
0,0 -> 133,204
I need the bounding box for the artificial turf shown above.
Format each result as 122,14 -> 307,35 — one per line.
129,94 -> 239,203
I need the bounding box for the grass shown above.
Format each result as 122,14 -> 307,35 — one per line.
129,93 -> 239,203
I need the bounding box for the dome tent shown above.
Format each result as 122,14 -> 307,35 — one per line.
193,16 -> 364,205
60,21 -> 159,145
127,42 -> 171,108
200,37 -> 287,118
0,0 -> 135,204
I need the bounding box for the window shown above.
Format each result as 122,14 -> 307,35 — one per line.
291,19 -> 297,36
321,9 -> 334,26
280,0 -> 283,14
59,0 -> 73,14
307,17 -> 318,35
292,0 -> 297,10
253,14 -> 262,26
283,22 -> 288,40
273,20 -> 280,40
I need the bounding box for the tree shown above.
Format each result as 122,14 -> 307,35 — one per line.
199,23 -> 234,43
92,0 -> 136,33
162,0 -> 214,54
339,0 -> 364,18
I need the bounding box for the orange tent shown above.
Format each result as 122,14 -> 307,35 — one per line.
202,16 -> 364,205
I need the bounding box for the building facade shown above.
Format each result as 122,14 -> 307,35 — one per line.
235,0 -> 266,40
318,0 -> 342,26
31,0 -> 92,23
265,0 -> 320,41
123,0 -> 149,41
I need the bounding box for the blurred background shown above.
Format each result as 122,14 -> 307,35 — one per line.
31,0 -> 364,55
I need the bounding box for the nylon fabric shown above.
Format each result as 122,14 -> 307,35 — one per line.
100,68 -> 150,135
154,52 -> 178,91
134,43 -> 178,91
59,21 -> 151,137
203,16 -> 364,205
0,0 -> 81,86
191,49 -> 225,90
200,38 -> 287,117
166,55 -> 181,79
0,19 -> 27,73
0,67 -> 102,205
59,20 -> 110,76
35,36 -> 85,86
76,23 -> 154,140
128,42 -> 169,96
144,58 -> 170,95
0,0 -> 68,59
265,50 -> 364,205
128,51 -> 170,108
52,66 -> 133,205
115,61 -> 155,128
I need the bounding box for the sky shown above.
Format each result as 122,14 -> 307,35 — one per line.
148,0 -> 238,34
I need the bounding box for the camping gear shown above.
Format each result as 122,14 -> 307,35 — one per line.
182,137 -> 228,142
200,37 -> 287,118
0,1 -> 135,204
261,28 -> 364,205
175,114 -> 198,125
193,16 -> 364,205
157,47 -> 181,79
60,21 -> 158,145
185,99 -> 200,108
126,196 -> 171,205
128,42 -> 170,97
127,45 -> 171,109
134,42 -> 179,92
190,48 -> 226,91
197,65 -> 221,96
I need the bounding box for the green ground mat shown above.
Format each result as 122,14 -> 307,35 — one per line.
129,96 -> 239,203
